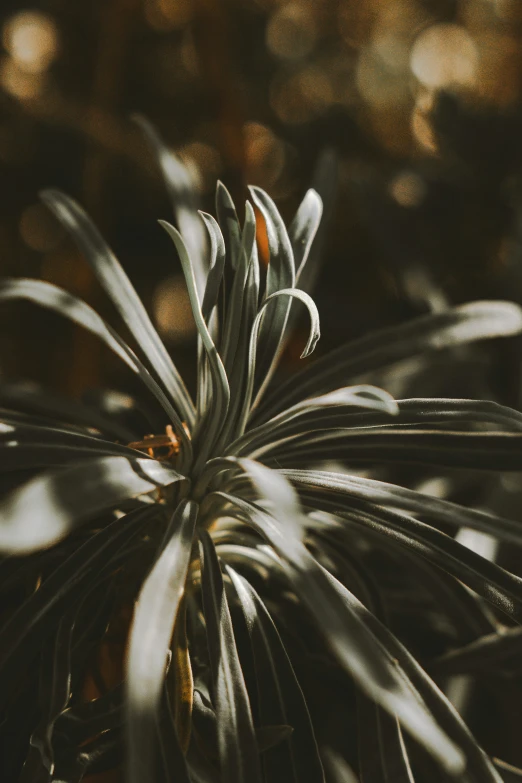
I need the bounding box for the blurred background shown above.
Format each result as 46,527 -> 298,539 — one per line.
1,0 -> 522,401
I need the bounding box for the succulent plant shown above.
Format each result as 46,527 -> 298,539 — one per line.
3,125 -> 522,783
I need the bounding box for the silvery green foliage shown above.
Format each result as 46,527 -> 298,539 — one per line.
2,130 -> 522,782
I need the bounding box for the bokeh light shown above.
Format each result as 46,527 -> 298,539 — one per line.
266,3 -> 317,61
179,142 -> 222,194
372,31 -> 411,75
179,30 -> 199,77
0,56 -> 44,100
19,203 -> 65,252
144,0 -> 193,31
411,90 -> 438,154
389,171 -> 426,208
271,65 -> 333,124
410,24 -> 478,90
356,47 -> 410,108
2,11 -> 58,74
493,0 -> 522,22
474,31 -> 520,106
244,122 -> 285,189
153,274 -> 196,343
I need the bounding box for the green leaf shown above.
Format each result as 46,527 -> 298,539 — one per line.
199,530 -> 263,783
215,206 -> 261,450
267,428 -> 522,471
321,747 -> 358,783
196,212 -> 226,417
294,149 -> 337,295
0,279 -> 192,462
159,221 -> 230,471
289,189 -> 323,278
215,461 -> 464,775
494,758 -> 522,781
156,682 -> 193,782
258,397 -> 522,451
250,187 -> 296,296
126,499 -> 196,783
284,469 -> 522,545
199,211 -> 226,326
285,153 -> 336,345
40,189 -> 195,427
132,114 -> 208,301
216,180 -> 242,271
226,565 -> 325,783
19,609 -> 75,782
191,686 -> 219,762
221,201 -> 259,376
0,382 -> 136,443
0,506 -> 156,710
270,397 -> 522,434
195,213 -> 226,421
302,494 -> 522,621
317,522 -> 495,644
249,187 -> 296,404
317,563 -> 502,782
0,418 -> 148,473
318,531 -> 416,783
255,300 -> 522,424
0,455 -> 183,553
229,385 -> 398,457
356,696 -> 415,783
237,288 -> 320,438
55,684 -> 123,745
432,625 -> 522,676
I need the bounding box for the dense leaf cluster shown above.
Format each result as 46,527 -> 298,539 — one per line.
2,123 -> 522,782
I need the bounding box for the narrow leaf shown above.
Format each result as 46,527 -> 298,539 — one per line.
226,565 -> 325,783
199,212 -> 226,325
237,288 -> 320,437
289,189 -> 323,278
199,530 -> 262,783
229,385 -> 397,457
0,455 -> 183,553
216,180 -> 242,271
267,428 -> 522,472
40,188 -> 195,426
159,221 -> 230,470
0,506 -> 156,709
132,114 -> 208,300
303,493 -> 522,621
221,201 -> 258,375
255,300 -> 522,424
215,462 -> 464,775
0,279 -> 191,459
318,562 -> 503,783
126,499 -> 196,783
285,469 -> 522,545
249,187 -> 296,404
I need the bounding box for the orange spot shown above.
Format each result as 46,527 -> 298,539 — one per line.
127,424 -> 183,460
254,206 -> 270,268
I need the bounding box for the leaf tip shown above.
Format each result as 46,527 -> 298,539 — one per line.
129,111 -> 145,127
300,327 -> 321,359
158,218 -> 175,231
39,188 -> 61,207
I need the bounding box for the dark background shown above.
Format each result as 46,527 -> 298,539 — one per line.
2,0 -> 522,404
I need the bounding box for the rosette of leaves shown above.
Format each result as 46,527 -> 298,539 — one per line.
3,136 -> 522,783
